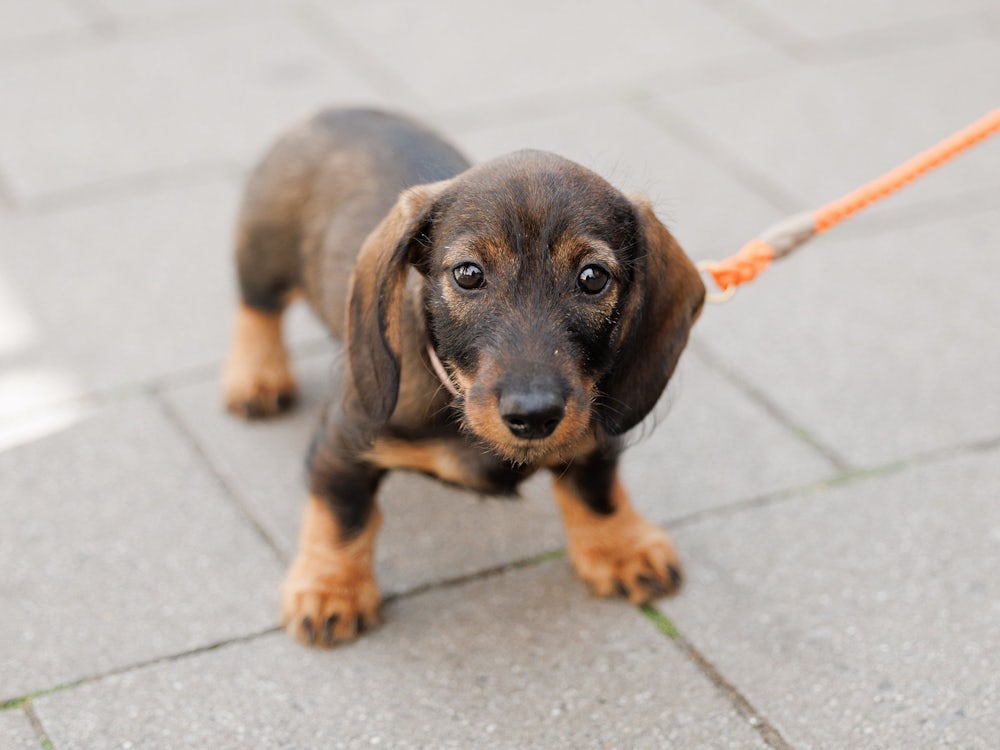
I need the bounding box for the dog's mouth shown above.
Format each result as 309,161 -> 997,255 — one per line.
457,382 -> 593,467
482,434 -> 589,468
468,419 -> 591,467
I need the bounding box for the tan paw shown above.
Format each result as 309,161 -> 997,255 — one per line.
281,553 -> 382,647
222,304 -> 297,419
222,358 -> 297,418
567,516 -> 683,605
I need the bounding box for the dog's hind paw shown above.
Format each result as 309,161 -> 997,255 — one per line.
223,368 -> 297,419
222,304 -> 297,419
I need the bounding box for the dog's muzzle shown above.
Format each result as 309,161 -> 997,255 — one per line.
497,371 -> 566,440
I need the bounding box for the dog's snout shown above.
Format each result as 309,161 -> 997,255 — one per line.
498,375 -> 566,440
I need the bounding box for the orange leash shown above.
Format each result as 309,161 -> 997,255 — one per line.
700,107 -> 1000,301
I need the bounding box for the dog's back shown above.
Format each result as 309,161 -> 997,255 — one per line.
235,108 -> 469,337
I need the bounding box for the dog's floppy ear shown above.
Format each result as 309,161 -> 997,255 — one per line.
599,197 -> 706,435
347,179 -> 452,425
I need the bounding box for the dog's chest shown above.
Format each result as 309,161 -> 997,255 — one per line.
368,428 -> 535,496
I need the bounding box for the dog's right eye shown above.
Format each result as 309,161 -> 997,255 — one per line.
577,264 -> 610,295
452,262 -> 485,290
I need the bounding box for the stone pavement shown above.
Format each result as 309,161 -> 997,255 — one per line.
1,1 -> 998,747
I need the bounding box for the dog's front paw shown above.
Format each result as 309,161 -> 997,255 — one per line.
567,515 -> 683,605
280,553 -> 382,647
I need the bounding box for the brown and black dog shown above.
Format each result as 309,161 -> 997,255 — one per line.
222,108 -> 705,646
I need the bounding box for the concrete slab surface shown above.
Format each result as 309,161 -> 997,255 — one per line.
0,398 -> 283,701
322,0 -> 780,109
0,0 -> 89,46
0,180 -> 324,411
722,0 -> 996,43
0,13 -> 387,201
694,210 -> 1000,468
652,38 -> 1000,218
34,561 -> 771,750
0,710 -> 40,750
660,447 -> 1000,749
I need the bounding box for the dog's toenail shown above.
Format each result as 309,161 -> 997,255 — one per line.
667,565 -> 682,588
638,573 -> 665,593
302,616 -> 316,643
323,615 -> 339,644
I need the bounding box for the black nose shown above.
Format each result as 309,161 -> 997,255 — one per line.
498,380 -> 566,440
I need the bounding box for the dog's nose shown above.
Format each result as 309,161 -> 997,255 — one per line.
498,380 -> 565,440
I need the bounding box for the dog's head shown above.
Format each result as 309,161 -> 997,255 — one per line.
348,150 -> 704,464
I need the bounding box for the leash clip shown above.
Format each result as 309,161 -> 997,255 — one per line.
697,260 -> 737,304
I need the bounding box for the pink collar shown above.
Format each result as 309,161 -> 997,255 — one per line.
426,344 -> 460,397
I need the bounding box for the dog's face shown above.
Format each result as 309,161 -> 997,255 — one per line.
348,151 -> 704,464
422,154 -> 648,464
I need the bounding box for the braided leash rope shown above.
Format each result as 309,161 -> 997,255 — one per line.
700,107 -> 1000,302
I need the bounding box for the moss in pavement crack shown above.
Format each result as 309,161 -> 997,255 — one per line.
641,603 -> 680,639
0,679 -> 84,711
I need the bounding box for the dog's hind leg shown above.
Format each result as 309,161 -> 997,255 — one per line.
221,204 -> 301,418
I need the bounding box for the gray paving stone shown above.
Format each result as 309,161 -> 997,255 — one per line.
0,14 -> 387,201
988,10 -> 1000,34
322,0 -> 780,109
0,397 -> 283,702
652,38 -> 1000,217
726,0 -> 996,42
625,350 -> 836,523
162,340 -> 832,593
453,100 -> 786,256
0,710 -> 40,750
94,0 -> 274,24
34,560 -> 770,750
693,209 -> 1000,467
0,0 -> 88,45
659,447 -> 1000,750
0,180 -> 324,416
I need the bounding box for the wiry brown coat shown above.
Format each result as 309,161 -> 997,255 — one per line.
223,108 -> 704,646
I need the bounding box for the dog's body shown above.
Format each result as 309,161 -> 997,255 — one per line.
223,108 -> 705,646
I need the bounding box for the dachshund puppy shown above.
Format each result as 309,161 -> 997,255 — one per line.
222,108 -> 705,646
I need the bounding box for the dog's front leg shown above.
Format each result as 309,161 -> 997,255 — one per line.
552,451 -> 683,605
281,430 -> 385,646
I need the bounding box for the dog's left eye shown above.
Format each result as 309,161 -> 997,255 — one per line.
577,264 -> 610,294
453,262 -> 485,290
